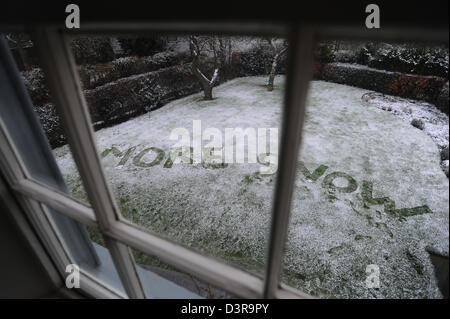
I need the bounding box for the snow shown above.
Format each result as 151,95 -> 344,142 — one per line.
54,77 -> 449,298
362,91 -> 449,176
332,62 -> 394,73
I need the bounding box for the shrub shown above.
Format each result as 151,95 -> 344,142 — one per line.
237,45 -> 273,76
357,43 -> 376,65
22,68 -> 50,105
357,43 -> 449,78
436,81 -> 449,114
334,50 -> 358,63
320,63 -> 446,104
71,37 -> 115,65
118,37 -> 167,57
441,146 -> 449,161
314,43 -> 335,63
411,118 -> 425,130
237,43 -> 287,77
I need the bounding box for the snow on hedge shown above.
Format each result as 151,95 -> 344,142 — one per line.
54,76 -> 449,298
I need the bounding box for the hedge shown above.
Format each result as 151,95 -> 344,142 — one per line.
35,62 -> 216,148
316,62 -> 448,113
23,51 -> 191,106
24,48 -> 449,148
71,37 -> 116,65
77,51 -> 190,90
358,43 -> 449,78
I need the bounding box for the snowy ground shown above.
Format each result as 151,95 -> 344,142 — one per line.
362,91 -> 449,177
54,76 -> 449,298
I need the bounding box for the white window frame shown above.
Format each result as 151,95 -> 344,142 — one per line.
1,21 -> 447,299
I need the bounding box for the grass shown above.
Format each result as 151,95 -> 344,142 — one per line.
55,77 -> 449,298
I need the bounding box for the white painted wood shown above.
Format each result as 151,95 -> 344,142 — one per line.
110,221 -> 264,298
31,27 -> 146,299
12,178 -> 97,228
263,27 -> 315,298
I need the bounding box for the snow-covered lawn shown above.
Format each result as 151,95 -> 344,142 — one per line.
54,76 -> 449,298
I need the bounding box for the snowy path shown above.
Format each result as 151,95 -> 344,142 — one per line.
54,76 -> 449,298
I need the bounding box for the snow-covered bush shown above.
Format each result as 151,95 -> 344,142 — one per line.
237,45 -> 271,76
333,50 -> 358,63
314,42 -> 335,63
22,67 -> 50,106
358,43 -> 449,78
319,63 -> 447,105
77,51 -> 190,90
33,103 -> 66,147
411,118 -> 425,130
83,63 -> 207,131
71,37 -> 116,65
237,43 -> 287,77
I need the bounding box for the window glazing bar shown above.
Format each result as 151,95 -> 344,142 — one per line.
62,21 -> 287,37
110,221 -> 264,298
31,27 -> 146,299
2,115 -> 290,298
12,178 -> 97,228
263,26 -> 315,298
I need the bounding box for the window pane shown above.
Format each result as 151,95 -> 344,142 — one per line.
0,36 -> 122,296
66,33 -> 286,276
2,32 -> 90,205
282,41 -> 449,298
130,247 -> 236,299
37,204 -> 126,296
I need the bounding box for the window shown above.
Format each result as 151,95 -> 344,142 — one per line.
63,34 -> 285,279
280,40 -> 449,298
0,22 -> 447,299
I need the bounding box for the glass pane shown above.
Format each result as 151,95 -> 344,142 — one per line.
283,40 -> 449,298
2,32 -> 89,204
67,34 -> 286,276
40,204 -> 126,296
130,247 -> 236,299
1,36 -> 122,295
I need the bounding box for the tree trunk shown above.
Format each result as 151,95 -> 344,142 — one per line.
17,45 -> 30,71
267,46 -> 287,92
267,72 -> 275,91
189,36 -> 219,100
267,55 -> 279,91
203,85 -> 213,100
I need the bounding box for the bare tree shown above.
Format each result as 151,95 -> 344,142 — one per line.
266,38 -> 288,91
189,35 -> 231,100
